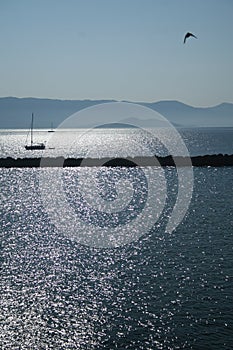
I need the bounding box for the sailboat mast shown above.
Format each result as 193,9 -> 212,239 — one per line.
31,113 -> 33,146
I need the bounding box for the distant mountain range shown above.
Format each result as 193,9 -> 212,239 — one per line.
0,97 -> 233,128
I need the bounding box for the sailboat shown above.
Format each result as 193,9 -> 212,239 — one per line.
48,122 -> 55,132
25,113 -> 46,150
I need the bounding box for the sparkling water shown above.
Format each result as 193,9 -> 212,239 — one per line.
0,128 -> 233,349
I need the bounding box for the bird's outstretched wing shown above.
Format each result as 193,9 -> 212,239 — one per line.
190,33 -> 197,39
184,32 -> 197,43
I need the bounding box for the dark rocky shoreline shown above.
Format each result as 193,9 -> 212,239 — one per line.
1,154 -> 233,168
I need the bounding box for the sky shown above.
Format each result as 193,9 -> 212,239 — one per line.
0,0 -> 233,107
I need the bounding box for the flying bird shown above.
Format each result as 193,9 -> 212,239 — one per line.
184,32 -> 197,44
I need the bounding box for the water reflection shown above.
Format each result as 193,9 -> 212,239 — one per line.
0,167 -> 233,349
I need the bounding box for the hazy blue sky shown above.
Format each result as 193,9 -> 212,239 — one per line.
0,0 -> 232,106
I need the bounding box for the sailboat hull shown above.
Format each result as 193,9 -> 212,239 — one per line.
25,144 -> 45,150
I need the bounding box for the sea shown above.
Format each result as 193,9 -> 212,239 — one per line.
0,127 -> 233,349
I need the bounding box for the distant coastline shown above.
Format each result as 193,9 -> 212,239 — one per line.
0,97 -> 233,128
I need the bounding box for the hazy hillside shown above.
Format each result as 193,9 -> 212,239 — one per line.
0,97 -> 233,128
141,101 -> 233,127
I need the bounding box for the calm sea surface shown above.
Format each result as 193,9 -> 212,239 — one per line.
1,127 -> 233,158
0,128 -> 233,349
